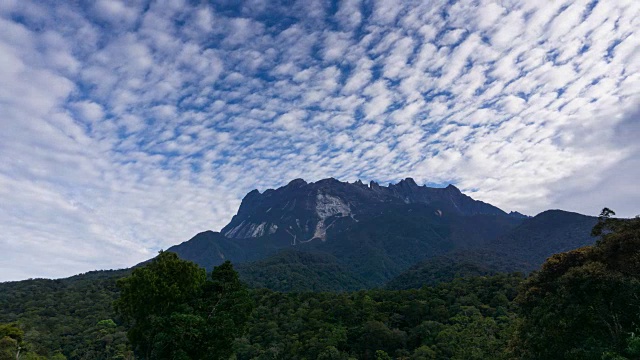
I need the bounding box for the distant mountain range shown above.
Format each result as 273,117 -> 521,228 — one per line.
166,178 -> 598,291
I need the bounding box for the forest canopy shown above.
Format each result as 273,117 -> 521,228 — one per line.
513,210 -> 640,359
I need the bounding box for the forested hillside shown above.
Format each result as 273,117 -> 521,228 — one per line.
0,270 -> 132,359
0,269 -> 522,359
236,250 -> 368,292
385,249 -> 526,290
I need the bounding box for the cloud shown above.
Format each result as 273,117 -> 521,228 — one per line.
548,105 -> 640,216
371,0 -> 402,25
335,0 -> 362,30
93,0 -> 139,27
0,0 -> 639,281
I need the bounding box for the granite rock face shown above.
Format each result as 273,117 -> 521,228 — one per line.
221,177 -> 509,243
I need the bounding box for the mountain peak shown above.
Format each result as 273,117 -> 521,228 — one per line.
314,177 -> 341,187
246,189 -> 261,197
398,177 -> 419,187
287,178 -> 307,187
508,211 -> 529,218
445,184 -> 461,192
221,177 -> 509,241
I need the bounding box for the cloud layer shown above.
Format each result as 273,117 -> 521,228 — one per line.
1,0 -> 639,281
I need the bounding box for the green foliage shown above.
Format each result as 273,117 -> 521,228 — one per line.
197,261 -> 254,357
385,249 -> 527,290
237,249 -> 367,292
3,267 -> 522,360
591,207 -> 618,236
235,274 -> 523,360
115,251 -> 207,358
0,270 -> 132,359
0,322 -> 71,359
375,350 -> 392,360
0,322 -> 23,360
115,252 -> 253,359
513,211 -> 640,359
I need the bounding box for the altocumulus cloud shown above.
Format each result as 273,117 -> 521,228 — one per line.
0,0 -> 638,281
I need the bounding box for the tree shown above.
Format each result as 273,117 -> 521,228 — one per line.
193,261 -> 254,358
115,252 -> 253,359
0,323 -> 23,360
591,207 -> 619,236
513,210 -> 640,359
317,346 -> 348,360
115,251 -> 206,359
375,350 -> 392,360
411,346 -> 436,360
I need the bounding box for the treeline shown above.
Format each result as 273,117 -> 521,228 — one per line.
0,263 -> 523,359
237,274 -> 521,359
1,209 -> 638,359
0,267 -> 522,360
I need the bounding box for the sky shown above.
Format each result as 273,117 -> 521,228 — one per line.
1,0 -> 639,282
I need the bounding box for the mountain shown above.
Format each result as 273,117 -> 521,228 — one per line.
168,202 -> 524,287
164,177 -> 598,290
488,209 -> 599,271
221,178 -> 506,245
385,210 -> 599,289
220,177 -> 508,243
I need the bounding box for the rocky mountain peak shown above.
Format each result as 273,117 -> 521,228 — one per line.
353,179 -> 366,187
286,178 -> 308,188
221,177 -> 509,241
398,177 -> 419,187
445,184 -> 461,192
508,211 -> 529,218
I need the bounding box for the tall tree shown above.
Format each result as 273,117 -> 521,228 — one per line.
193,261 -> 254,358
115,251 -> 206,359
115,251 -> 252,359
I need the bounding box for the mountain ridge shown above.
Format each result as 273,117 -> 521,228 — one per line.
221,177 -> 515,244
165,177 -> 598,290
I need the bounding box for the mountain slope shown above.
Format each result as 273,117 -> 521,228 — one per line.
303,203 -> 524,286
385,249 -> 527,290
236,249 -> 367,292
385,210 -> 599,289
488,209 -> 598,271
165,231 -> 246,270
166,230 -> 292,271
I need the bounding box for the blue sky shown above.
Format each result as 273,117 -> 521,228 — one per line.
1,0 -> 639,281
